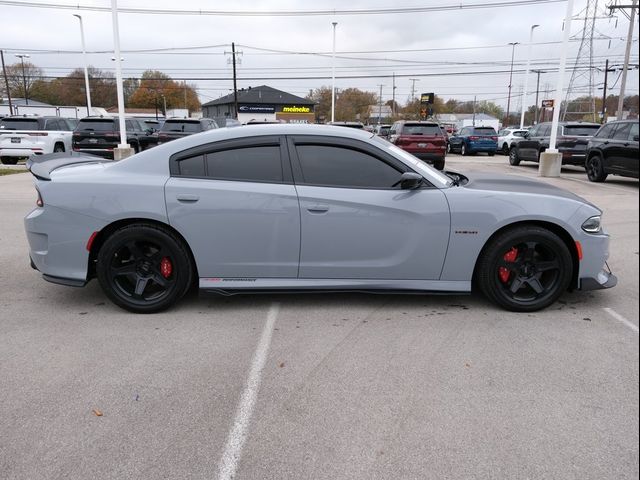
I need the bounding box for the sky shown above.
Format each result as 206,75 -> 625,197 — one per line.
0,0 -> 638,113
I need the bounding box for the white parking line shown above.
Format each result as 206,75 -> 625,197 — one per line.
603,307 -> 639,333
217,302 -> 280,480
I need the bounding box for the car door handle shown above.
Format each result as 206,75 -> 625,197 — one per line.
176,194 -> 200,203
307,205 -> 329,214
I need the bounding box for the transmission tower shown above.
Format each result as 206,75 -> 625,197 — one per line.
562,0 -> 607,122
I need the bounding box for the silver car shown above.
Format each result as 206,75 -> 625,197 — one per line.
25,124 -> 616,313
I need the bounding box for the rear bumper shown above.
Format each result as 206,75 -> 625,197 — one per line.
72,147 -> 114,159
467,143 -> 497,152
0,148 -> 45,157
411,152 -> 446,163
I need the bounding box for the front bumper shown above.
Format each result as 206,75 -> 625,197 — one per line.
580,265 -> 618,291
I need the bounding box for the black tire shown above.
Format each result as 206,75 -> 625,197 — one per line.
585,154 -> 608,182
488,152 -> 495,157
502,143 -> 509,155
477,226 -> 573,312
461,143 -> 467,156
0,156 -> 18,165
509,148 -> 521,166
433,159 -> 445,170
96,224 -> 193,313
53,143 -> 65,153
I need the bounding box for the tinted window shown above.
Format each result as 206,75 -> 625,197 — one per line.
205,146 -> 282,183
611,123 -> 631,141
473,127 -> 497,135
0,118 -> 40,130
513,131 -> 527,137
296,145 -> 402,189
629,122 -> 639,141
77,119 -> 117,131
161,121 -> 202,133
401,124 -> 441,135
539,124 -> 551,136
564,125 -> 600,136
177,155 -> 205,177
594,124 -> 615,138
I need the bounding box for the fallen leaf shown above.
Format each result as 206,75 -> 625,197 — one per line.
92,409 -> 103,417
465,363 -> 471,368
279,362 -> 285,368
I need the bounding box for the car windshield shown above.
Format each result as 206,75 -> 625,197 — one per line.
77,119 -> 117,131
0,118 -> 40,130
564,125 -> 600,136
161,121 -> 202,133
402,124 -> 441,135
473,127 -> 497,135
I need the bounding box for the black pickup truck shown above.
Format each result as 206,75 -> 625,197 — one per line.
509,121 -> 601,166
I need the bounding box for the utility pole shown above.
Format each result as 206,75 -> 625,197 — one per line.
601,59 -> 613,123
0,50 -> 13,115
392,72 -> 396,118
616,0 -> 637,120
409,78 -> 419,101
377,84 -> 384,124
472,96 -> 477,126
331,22 -> 337,123
532,70 -> 544,124
232,42 -> 239,119
15,53 -> 30,105
505,42 -> 519,126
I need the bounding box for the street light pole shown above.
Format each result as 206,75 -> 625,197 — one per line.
520,25 -> 539,129
504,42 -> 519,127
14,54 -> 30,105
110,0 -> 130,154
331,22 -> 337,123
532,69 -> 544,124
73,14 -> 92,117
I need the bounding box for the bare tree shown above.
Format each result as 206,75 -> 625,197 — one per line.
4,61 -> 43,101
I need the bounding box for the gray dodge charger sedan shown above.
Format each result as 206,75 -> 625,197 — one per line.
25,124 -> 616,313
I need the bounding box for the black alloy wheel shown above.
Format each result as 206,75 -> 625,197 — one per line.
585,155 -> 608,182
97,224 -> 193,313
0,156 -> 18,165
509,148 -> 521,166
477,226 -> 573,312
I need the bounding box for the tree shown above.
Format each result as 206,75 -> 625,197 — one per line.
128,70 -> 200,113
4,61 -> 43,101
306,86 -> 332,122
335,88 -> 377,122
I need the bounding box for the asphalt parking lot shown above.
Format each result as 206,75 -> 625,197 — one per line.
1,155 -> 638,480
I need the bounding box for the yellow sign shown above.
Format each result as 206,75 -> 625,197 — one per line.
282,106 -> 311,113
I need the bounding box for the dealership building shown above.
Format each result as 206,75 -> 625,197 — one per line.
202,85 -> 315,124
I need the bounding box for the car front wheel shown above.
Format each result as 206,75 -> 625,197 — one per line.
96,224 -> 193,313
509,148 -> 521,166
476,226 -> 573,312
585,155 -> 608,182
461,143 -> 467,156
502,143 -> 509,155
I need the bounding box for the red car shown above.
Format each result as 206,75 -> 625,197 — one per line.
389,120 -> 447,170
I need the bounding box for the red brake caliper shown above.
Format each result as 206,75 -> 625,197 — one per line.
160,257 -> 173,279
499,247 -> 518,283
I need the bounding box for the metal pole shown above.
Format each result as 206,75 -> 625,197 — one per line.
377,84 -> 383,124
505,42 -> 519,126
520,25 -> 539,129
472,96 -> 476,126
617,0 -> 637,120
533,70 -> 543,124
331,22 -> 337,123
392,72 -> 396,118
549,0 -> 575,152
0,50 -> 13,115
73,14 -> 92,116
232,42 -> 238,119
601,59 -> 609,123
409,78 -> 419,101
110,0 -> 128,148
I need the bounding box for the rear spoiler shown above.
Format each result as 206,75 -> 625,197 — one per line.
27,152 -> 112,181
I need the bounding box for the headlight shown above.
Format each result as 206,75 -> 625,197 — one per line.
582,215 -> 602,233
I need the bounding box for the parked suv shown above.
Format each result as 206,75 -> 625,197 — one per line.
0,116 -> 74,164
509,121 -> 600,166
497,128 -> 528,155
585,119 -> 639,182
388,120 -> 447,170
72,117 -> 151,158
448,126 -> 498,156
157,118 -> 218,145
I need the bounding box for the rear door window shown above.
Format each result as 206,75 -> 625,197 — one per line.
205,146 -> 283,183
629,123 -> 639,141
611,123 -> 632,141
594,124 -> 615,138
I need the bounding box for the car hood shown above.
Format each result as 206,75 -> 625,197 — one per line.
458,171 -> 592,205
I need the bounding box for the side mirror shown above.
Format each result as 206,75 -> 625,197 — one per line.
399,172 -> 423,190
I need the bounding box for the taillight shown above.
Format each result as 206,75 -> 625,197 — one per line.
491,136 -> 498,141
35,187 -> 43,207
469,136 -> 479,140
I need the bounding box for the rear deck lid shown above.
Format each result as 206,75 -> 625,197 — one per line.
27,152 -> 112,180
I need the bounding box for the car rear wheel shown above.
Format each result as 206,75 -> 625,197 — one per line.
433,159 -> 445,170
508,148 -> 521,166
0,156 -> 18,165
461,143 -> 467,156
96,224 -> 193,313
53,143 -> 65,153
585,155 -> 608,182
502,143 -> 509,155
477,226 -> 573,312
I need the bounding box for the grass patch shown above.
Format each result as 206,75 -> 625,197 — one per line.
0,169 -> 28,176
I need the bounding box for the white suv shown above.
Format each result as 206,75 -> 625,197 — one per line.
497,128 -> 528,155
0,116 -> 74,165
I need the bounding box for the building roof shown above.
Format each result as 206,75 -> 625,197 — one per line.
1,97 -> 53,107
438,113 -> 498,121
202,85 -> 315,107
